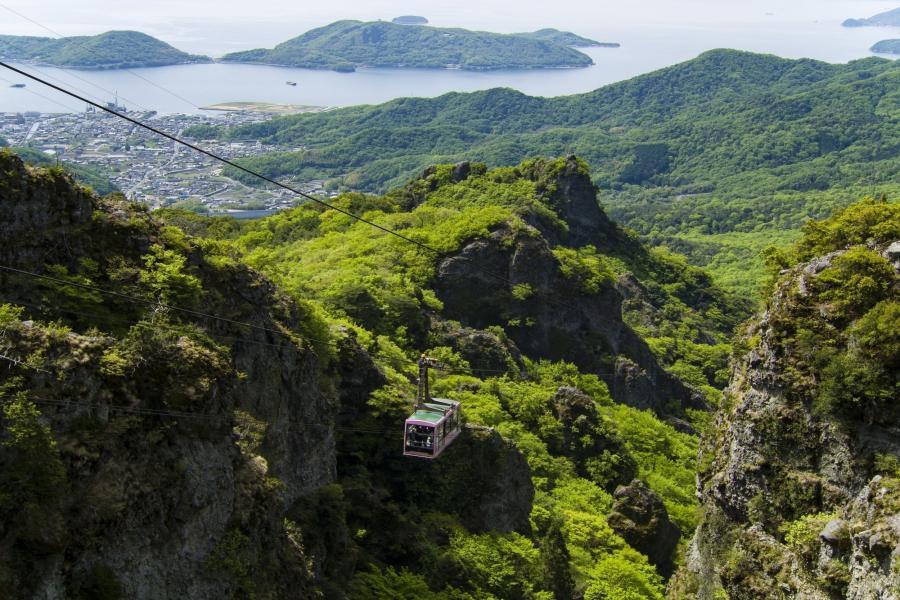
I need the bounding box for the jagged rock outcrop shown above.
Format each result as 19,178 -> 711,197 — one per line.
676,236 -> 900,599
532,154 -> 619,248
436,225 -> 701,415
607,479 -> 681,577
432,155 -> 706,415
428,318 -> 525,377
335,329 -> 388,428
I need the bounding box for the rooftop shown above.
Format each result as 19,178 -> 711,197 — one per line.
407,410 -> 445,424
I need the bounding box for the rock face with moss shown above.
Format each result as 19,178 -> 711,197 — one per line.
0,152 -> 333,597
435,157 -> 705,415
0,152 -> 536,598
0,150 -> 746,598
673,199 -> 900,599
607,479 -> 680,577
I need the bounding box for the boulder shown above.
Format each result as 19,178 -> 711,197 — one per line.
549,387 -> 637,490
607,479 -> 681,576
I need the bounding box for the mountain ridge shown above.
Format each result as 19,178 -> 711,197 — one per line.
872,38 -> 900,55
211,49 -> 899,295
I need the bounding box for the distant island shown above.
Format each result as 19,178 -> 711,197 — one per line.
513,28 -> 619,48
0,30 -> 211,69
392,16 -> 428,25
842,7 -> 900,27
871,39 -> 900,54
219,20 -> 598,71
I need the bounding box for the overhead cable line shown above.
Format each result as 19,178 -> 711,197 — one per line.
0,263 -> 289,339
1,61 -> 579,309
0,63 -> 624,383
0,296 -> 304,352
2,59 -> 154,114
0,62 -> 444,255
0,73 -> 77,114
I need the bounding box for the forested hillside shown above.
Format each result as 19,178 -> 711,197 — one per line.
1,151 -> 747,598
0,31 -> 210,69
220,20 -> 594,71
208,49 -> 899,296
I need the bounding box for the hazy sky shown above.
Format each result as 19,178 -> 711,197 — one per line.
2,0 -> 898,55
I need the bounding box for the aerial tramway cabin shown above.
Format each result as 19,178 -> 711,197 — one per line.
403,355 -> 462,459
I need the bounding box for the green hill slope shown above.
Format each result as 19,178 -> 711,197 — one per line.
0,30 -> 211,69
1,150 -> 747,597
216,49 -> 900,296
220,20 -> 594,71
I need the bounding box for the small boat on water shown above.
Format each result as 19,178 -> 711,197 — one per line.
10,83 -> 25,88
286,81 -> 297,86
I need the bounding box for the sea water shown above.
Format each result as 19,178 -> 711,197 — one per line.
0,0 -> 897,115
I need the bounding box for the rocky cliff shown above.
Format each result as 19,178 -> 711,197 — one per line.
673,199 -> 900,599
435,157 -> 706,415
0,152 -> 335,598
0,152 -> 535,599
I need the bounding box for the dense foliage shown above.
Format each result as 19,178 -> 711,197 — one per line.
0,31 -> 210,69
215,50 -> 899,295
203,158 -> 745,391
763,197 -> 899,424
160,156 -> 746,596
0,152 -> 752,597
220,20 -> 594,71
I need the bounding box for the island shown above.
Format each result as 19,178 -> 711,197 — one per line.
842,7 -> 900,27
513,28 -> 619,48
871,39 -> 900,55
392,16 -> 428,25
219,20 -> 595,71
0,30 -> 211,69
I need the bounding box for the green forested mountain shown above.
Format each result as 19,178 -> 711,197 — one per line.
219,20 -> 594,71
1,151 -> 747,598
0,30 -> 211,69
214,49 -> 899,296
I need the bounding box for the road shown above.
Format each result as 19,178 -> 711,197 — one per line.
126,130 -> 183,198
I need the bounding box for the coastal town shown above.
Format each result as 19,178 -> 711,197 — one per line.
0,107 -> 331,214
